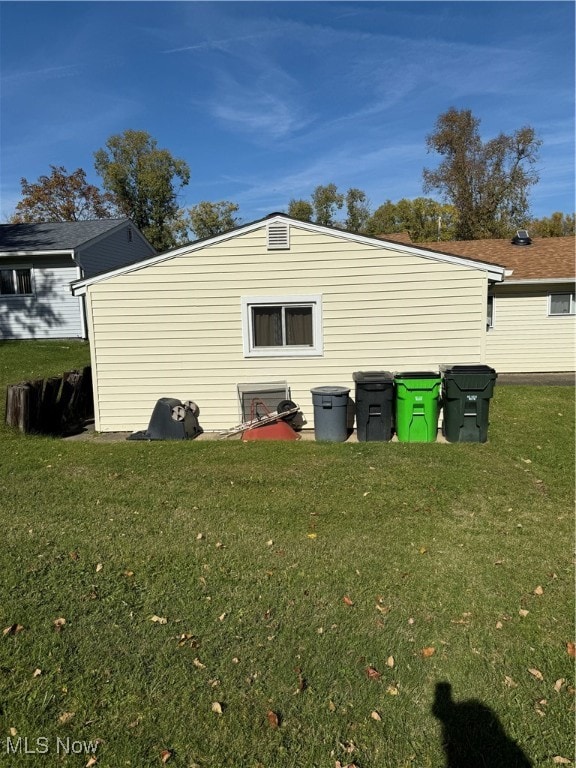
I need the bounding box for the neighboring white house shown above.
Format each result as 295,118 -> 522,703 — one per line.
0,218 -> 156,340
418,234 -> 575,373
72,213 -> 506,433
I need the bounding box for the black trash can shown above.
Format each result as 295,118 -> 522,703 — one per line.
310,386 -> 350,442
440,365 -> 497,443
353,371 -> 394,441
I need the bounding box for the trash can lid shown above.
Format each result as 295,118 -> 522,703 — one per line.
394,371 -> 441,379
353,371 -> 394,382
310,386 -> 350,395
441,364 -> 496,374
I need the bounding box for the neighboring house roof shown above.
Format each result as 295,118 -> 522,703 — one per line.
0,218 -> 132,253
72,213 -> 506,296
416,236 -> 575,282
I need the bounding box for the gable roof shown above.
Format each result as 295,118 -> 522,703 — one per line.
72,213 -> 506,296
0,218 -> 132,253
416,236 -> 575,282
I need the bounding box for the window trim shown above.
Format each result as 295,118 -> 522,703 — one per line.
486,293 -> 495,330
548,292 -> 575,317
242,294 -> 323,357
0,266 -> 34,297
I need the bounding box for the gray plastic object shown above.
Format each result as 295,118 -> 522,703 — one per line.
310,386 -> 351,442
127,397 -> 203,441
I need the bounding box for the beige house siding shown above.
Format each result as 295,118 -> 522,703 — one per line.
86,224 -> 489,432
486,284 -> 575,372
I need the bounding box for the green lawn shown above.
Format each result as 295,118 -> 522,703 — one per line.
0,341 -> 574,767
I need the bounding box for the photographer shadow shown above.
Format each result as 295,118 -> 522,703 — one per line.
432,682 -> 533,768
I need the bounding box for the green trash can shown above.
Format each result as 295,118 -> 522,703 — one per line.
440,365 -> 497,443
394,372 -> 441,443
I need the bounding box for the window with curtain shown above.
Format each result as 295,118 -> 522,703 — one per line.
0,268 -> 33,295
549,292 -> 575,316
242,296 -> 322,357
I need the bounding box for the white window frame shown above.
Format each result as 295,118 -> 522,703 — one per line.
242,295 -> 323,358
0,266 -> 34,297
548,292 -> 575,316
486,293 -> 495,330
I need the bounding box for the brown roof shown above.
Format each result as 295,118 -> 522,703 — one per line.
416,236 -> 575,281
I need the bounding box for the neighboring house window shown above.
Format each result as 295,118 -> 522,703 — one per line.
549,292 -> 575,316
487,294 -> 494,329
242,295 -> 323,357
0,268 -> 33,296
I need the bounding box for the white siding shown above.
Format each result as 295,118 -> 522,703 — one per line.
86,224 -> 488,432
486,284 -> 575,372
0,258 -> 82,340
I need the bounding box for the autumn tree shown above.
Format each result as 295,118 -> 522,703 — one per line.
529,211 -> 575,237
11,165 -> 115,223
94,130 -> 190,251
287,199 -> 313,222
186,201 -> 240,240
423,108 -> 541,239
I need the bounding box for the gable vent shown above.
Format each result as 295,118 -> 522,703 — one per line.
267,222 -> 290,250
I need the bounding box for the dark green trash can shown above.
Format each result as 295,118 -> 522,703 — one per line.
353,371 -> 394,441
440,365 -> 497,443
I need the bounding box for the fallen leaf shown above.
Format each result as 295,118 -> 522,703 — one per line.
421,646 -> 435,658
160,749 -> 172,764
408,617 -> 415,625
58,711 -> 75,724
307,533 -> 317,539
504,676 -> 518,688
218,612 -> 227,622
2,623 -> 24,637
328,700 -> 336,712
521,457 -> 532,463
519,609 -> 529,617
552,758 -> 571,765
495,621 -> 503,629
95,563 -> 103,573
365,666 -> 381,681
193,658 -> 206,669
33,668 -> 42,677
370,710 -> 382,721
295,667 -> 306,692
266,539 -> 274,546
211,702 -> 223,715
554,678 -> 565,692
150,615 -> 167,625
53,618 -> 66,632
123,570 -> 134,577
69,551 -> 79,561
528,668 -> 544,681
419,546 -> 428,554
533,585 -> 544,595
386,684 -> 399,695
386,655 -> 395,668
343,596 -> 354,607
567,642 -> 576,658
267,710 -> 280,729
86,757 -> 98,767
215,542 -> 224,549
196,533 -> 204,540
9,727 -> 17,737
363,491 -> 370,497
375,604 -> 390,614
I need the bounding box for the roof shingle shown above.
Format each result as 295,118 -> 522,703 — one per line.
0,219 -> 130,252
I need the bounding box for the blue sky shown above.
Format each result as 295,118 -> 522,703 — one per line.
1,1 -> 574,225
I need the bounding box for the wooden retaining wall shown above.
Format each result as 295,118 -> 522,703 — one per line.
5,366 -> 93,435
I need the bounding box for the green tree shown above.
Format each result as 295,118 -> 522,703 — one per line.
423,108 -> 541,239
186,201 -> 240,240
94,130 -> 190,251
344,188 -> 370,233
311,183 -> 344,226
365,197 -> 457,241
11,165 -> 115,223
287,199 -> 313,222
529,211 -> 575,237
